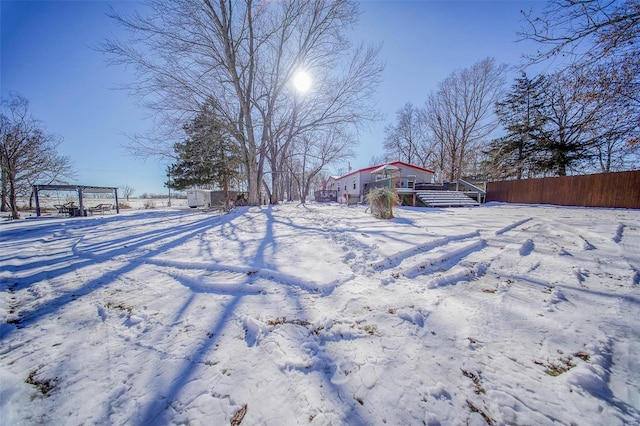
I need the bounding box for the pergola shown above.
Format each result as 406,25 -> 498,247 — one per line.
33,184 -> 120,217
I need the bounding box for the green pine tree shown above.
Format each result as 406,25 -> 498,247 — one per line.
167,102 -> 242,202
484,72 -> 547,180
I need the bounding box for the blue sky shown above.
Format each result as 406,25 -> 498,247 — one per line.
1,0 -> 542,195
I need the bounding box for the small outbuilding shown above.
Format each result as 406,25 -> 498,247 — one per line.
186,189 -> 239,208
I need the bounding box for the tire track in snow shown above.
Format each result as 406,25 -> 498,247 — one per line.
535,216 -> 616,258
535,219 -> 600,251
321,214 -> 533,291
609,295 -> 640,416
375,217 -> 539,289
616,223 -> 640,286
147,258 -> 339,295
376,235 -> 485,289
421,215 -> 623,424
494,217 -> 532,235
403,239 -> 487,280
371,231 -> 480,271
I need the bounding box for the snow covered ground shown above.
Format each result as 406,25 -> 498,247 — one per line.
1,197 -> 188,221
1,202 -> 639,425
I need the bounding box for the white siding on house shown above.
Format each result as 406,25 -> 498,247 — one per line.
327,161 -> 435,203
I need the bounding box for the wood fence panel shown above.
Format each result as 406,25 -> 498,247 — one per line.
486,171 -> 640,209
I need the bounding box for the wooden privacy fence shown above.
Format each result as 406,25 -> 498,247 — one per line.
486,170 -> 640,209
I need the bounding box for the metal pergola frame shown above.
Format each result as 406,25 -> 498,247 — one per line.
33,184 -> 120,217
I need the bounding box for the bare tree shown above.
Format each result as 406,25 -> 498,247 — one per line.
521,0 -> 640,59
425,57 -> 507,182
486,65 -> 639,178
589,100 -> 640,172
565,63 -> 640,173
25,152 -> 75,209
104,0 -> 382,206
532,70 -> 597,176
0,93 -> 73,219
368,154 -> 389,166
521,0 -> 640,106
383,102 -> 435,168
521,1 -> 640,173
287,128 -> 355,203
121,185 -> 135,201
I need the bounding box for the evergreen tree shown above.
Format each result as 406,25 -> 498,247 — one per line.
167,104 -> 242,202
485,73 -> 547,180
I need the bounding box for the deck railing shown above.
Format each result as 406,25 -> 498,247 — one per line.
456,179 -> 486,203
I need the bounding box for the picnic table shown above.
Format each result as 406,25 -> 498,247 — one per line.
53,202 -> 114,217
88,204 -> 114,215
54,202 -> 75,216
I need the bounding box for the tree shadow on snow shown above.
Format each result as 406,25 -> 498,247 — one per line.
0,210 -> 238,341
134,206 -> 374,425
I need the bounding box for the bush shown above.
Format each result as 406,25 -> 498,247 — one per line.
143,200 -> 156,209
118,202 -> 131,209
365,188 -> 399,219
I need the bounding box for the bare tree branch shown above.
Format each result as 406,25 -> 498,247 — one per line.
1,93 -> 73,218
425,58 -> 507,181
102,0 -> 382,205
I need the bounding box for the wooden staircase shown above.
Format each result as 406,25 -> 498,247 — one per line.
416,190 -> 480,207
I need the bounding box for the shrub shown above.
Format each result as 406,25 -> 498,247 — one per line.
143,200 -> 156,209
365,187 -> 399,219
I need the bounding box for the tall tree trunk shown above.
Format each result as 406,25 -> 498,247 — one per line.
1,168 -> 8,212
8,172 -> 20,219
269,155 -> 279,204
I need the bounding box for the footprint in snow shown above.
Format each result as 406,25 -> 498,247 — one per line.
397,307 -> 427,327
423,382 -> 454,425
96,305 -> 108,322
125,315 -> 145,327
359,363 -> 377,389
343,252 -> 356,263
558,248 -> 573,256
581,237 -> 596,250
545,288 -> 568,311
330,361 -> 358,385
519,239 -> 534,256
466,336 -> 483,350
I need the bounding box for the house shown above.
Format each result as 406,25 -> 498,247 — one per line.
322,161 -> 436,205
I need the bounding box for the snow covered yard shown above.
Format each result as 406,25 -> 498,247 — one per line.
1,202 -> 639,425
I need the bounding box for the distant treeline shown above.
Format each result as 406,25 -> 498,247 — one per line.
138,193 -> 187,200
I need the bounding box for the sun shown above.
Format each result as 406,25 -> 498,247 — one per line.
292,70 -> 312,93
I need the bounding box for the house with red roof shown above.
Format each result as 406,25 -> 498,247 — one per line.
323,161 -> 436,205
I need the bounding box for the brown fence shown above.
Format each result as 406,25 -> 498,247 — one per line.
486,171 -> 640,209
